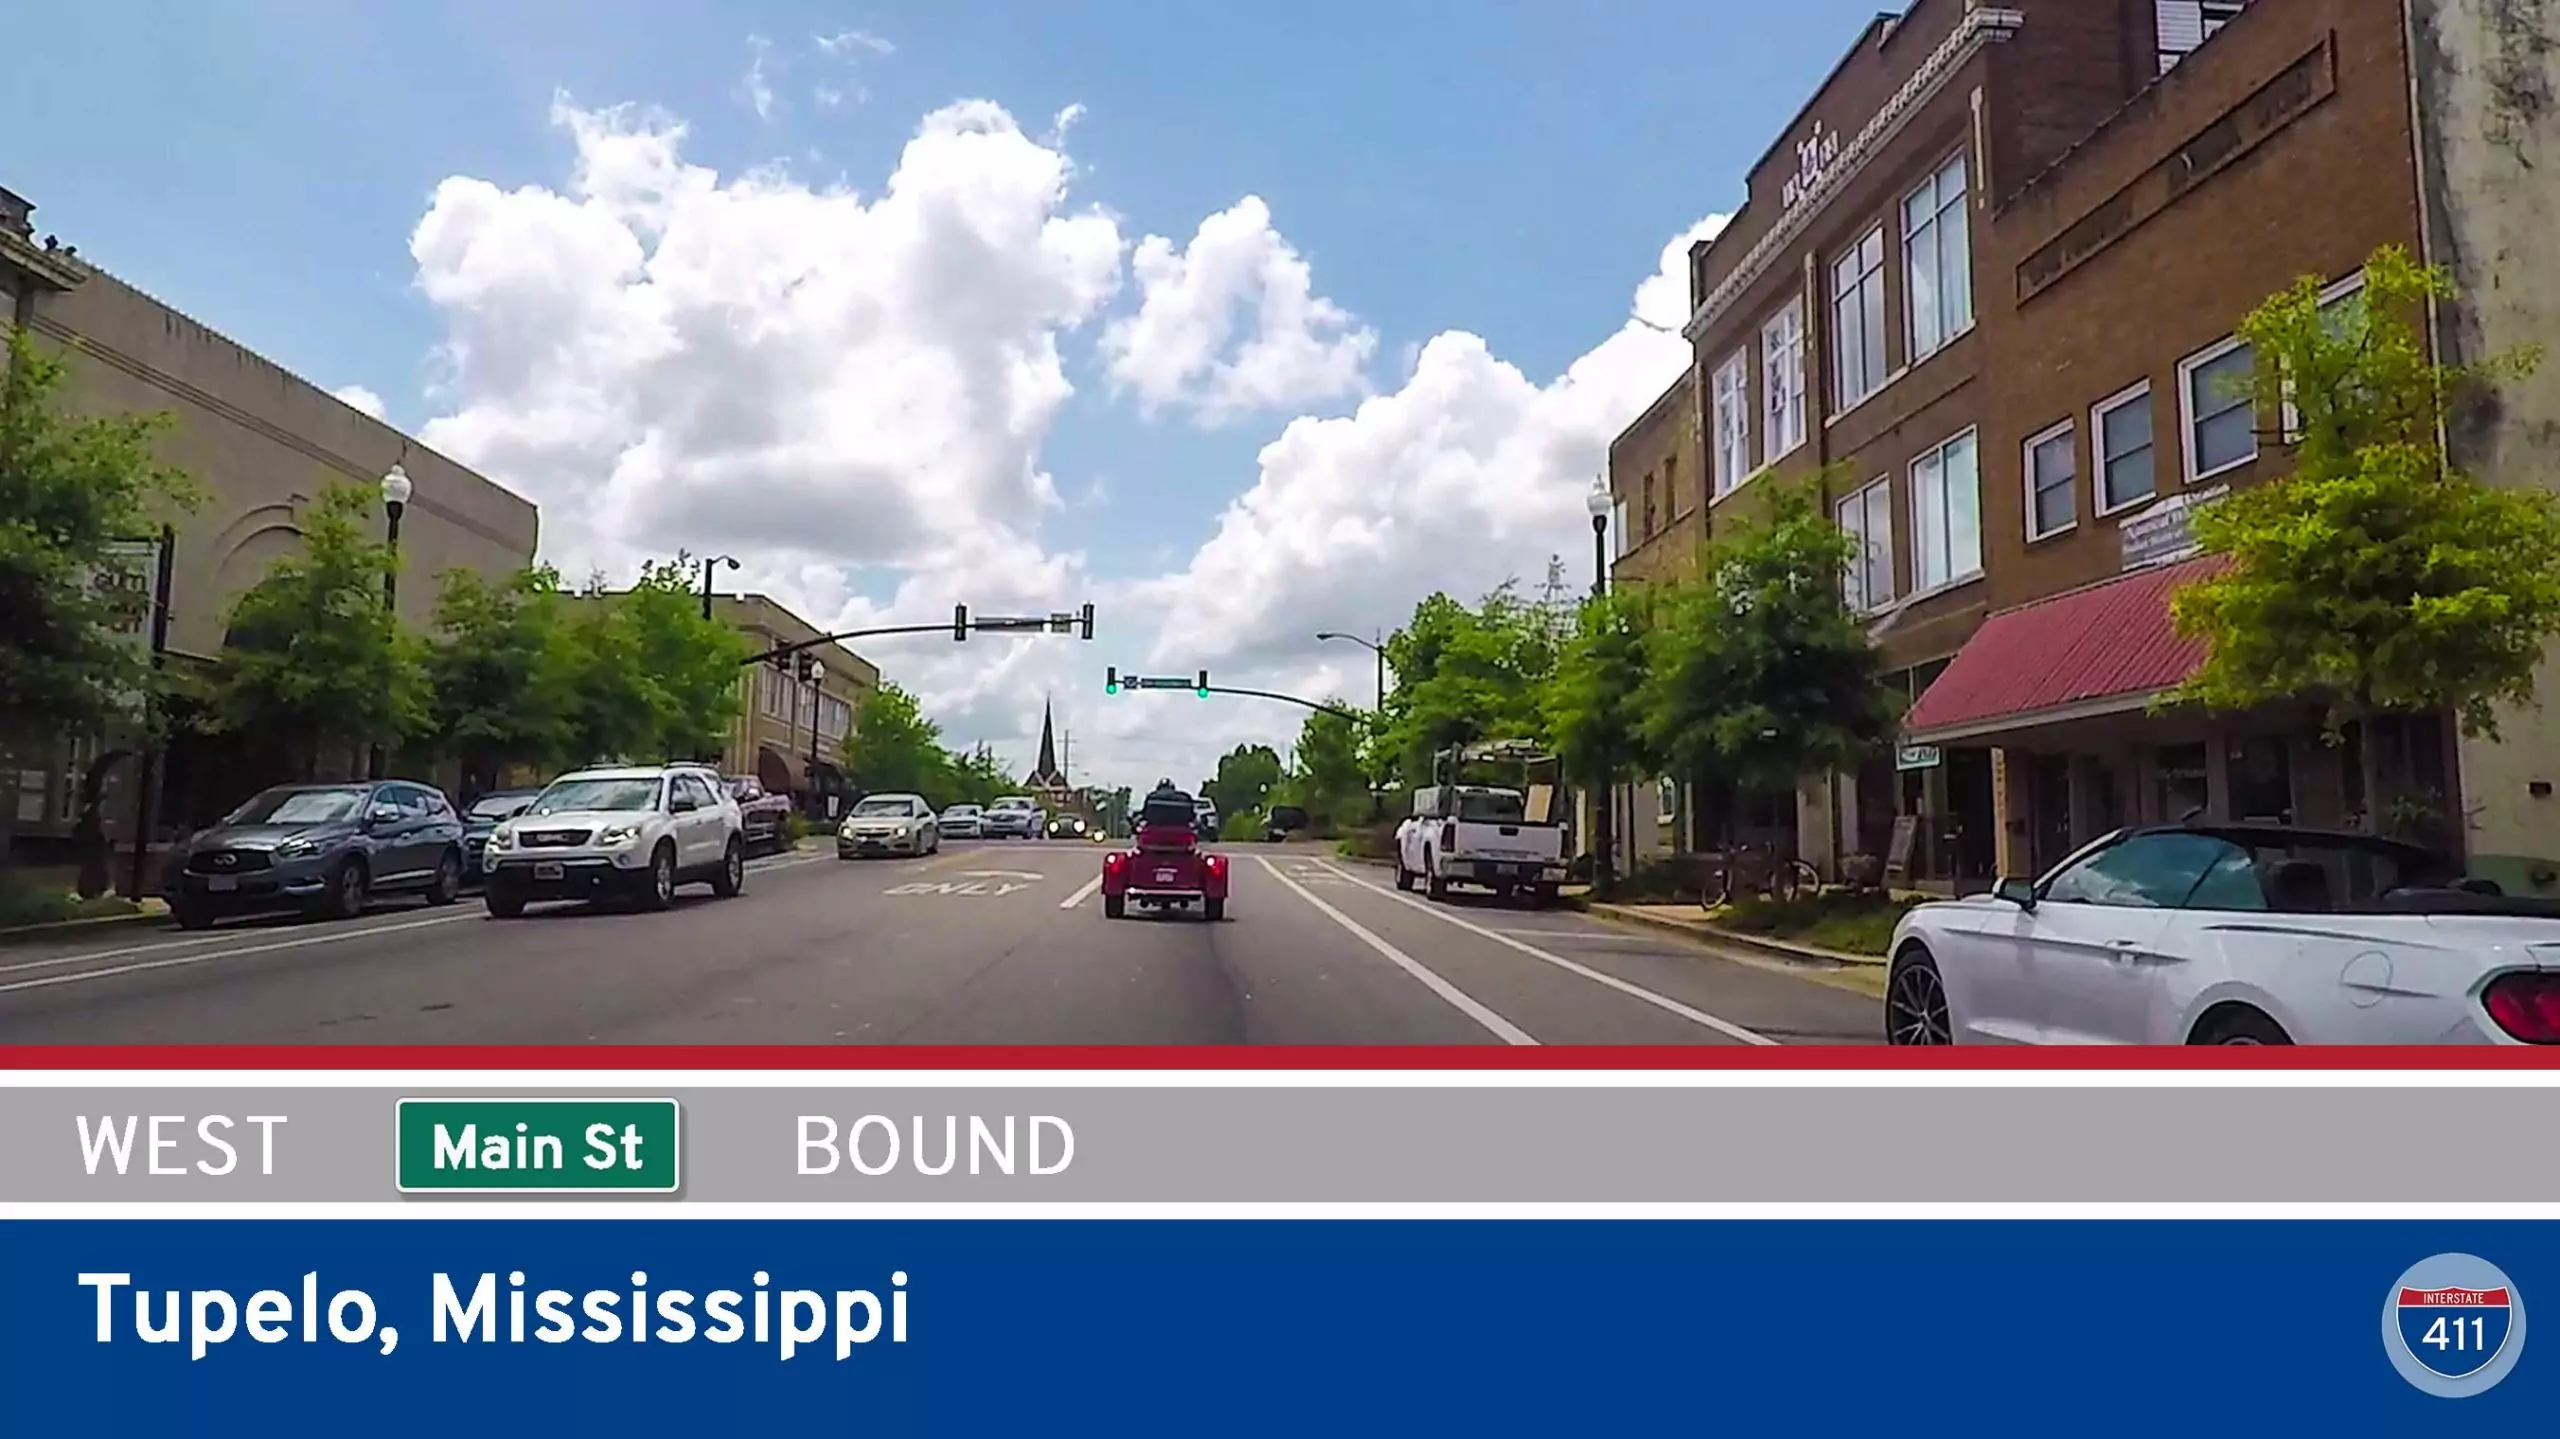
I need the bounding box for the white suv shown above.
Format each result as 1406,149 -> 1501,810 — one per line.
482,763 -> 747,917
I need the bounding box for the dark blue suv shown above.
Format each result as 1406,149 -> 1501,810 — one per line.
169,781 -> 468,930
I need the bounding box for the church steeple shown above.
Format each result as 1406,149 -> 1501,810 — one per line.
1026,696 -> 1067,788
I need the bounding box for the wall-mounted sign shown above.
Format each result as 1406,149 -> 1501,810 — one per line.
1896,744 -> 1944,772
1781,121 -> 1844,209
2118,484 -> 2230,571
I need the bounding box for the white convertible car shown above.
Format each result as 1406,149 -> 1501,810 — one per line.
1884,823 -> 2560,1046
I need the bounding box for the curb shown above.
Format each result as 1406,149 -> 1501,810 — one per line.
0,901 -> 171,945
1584,902 -> 1887,970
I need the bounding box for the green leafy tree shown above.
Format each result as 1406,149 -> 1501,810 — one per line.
1642,475 -> 1898,841
1285,704 -> 1371,827
620,556 -> 752,760
1545,585 -> 1664,883
559,588 -> 660,766
841,682 -> 950,799
1205,743 -> 1284,819
1378,581 -> 1564,784
2168,245 -> 2560,828
424,564 -> 580,795
0,329 -> 198,755
200,482 -> 429,778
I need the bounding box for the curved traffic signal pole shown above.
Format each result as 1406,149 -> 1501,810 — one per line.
743,604 -> 1096,668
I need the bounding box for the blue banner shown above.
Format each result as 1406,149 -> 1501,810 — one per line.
0,1220 -> 2545,1433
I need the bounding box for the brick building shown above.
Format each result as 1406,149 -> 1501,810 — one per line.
1602,369 -> 1703,862
1607,0 -> 2522,889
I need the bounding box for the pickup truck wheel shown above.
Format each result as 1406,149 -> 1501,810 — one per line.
1422,851 -> 1448,901
1531,883 -> 1560,909
1394,859 -> 1414,892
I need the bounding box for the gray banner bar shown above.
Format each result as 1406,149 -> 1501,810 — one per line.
1,1087 -> 2547,1202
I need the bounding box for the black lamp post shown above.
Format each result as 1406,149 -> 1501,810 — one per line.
369,463 -> 412,781
1584,475 -> 1614,887
700,553 -> 738,622
805,657 -> 828,818
1314,630 -> 1387,714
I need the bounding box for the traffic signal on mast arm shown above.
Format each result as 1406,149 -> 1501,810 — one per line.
1105,666 -> 1120,695
953,604 -> 968,641
1196,669 -> 1210,698
1080,602 -> 1095,641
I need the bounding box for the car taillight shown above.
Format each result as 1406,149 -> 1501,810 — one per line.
1441,821 -> 1457,850
2483,972 -> 2560,1043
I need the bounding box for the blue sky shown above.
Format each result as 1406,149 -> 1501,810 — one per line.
5,0 -> 1892,784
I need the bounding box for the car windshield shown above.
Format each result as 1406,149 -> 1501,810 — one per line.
532,778 -> 660,813
226,788 -> 367,825
725,778 -> 760,798
2183,832 -> 2469,913
467,794 -> 535,820
1457,789 -> 1527,822
991,798 -> 1034,811
944,805 -> 981,816
852,798 -> 913,816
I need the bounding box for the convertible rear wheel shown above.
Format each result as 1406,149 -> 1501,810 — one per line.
1885,943 -> 1953,1046
2192,1006 -> 2292,1046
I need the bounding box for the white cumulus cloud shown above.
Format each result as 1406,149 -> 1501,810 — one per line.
1137,216 -> 1729,686
330,384 -> 387,419
1099,195 -> 1376,424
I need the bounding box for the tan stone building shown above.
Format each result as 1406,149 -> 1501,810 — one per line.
1,185 -> 537,854
711,593 -> 880,818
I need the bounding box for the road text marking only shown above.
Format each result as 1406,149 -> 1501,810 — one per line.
1253,857 -> 1534,1045
1310,859 -> 1775,1046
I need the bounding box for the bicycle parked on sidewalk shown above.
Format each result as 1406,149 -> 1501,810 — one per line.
1695,838 -> 1821,910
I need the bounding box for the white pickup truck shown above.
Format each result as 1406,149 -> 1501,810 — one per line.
1394,781 -> 1568,908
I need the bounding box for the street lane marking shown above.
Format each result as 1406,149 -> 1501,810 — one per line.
1058,876 -> 1103,910
1254,857 -> 1535,1046
1311,859 -> 1776,1046
961,870 -> 1047,881
883,880 -> 1036,897
0,848 -> 835,987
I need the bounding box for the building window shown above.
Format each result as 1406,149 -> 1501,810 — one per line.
1712,351 -> 1752,496
1903,153 -> 1973,360
2025,420 -> 2077,541
2180,337 -> 2257,480
2095,382 -> 2157,515
1642,473 -> 1657,538
2284,272 -> 2371,438
1911,428 -> 1983,591
1664,454 -> 1681,515
2157,1 -> 2251,75
1762,300 -> 1807,459
1831,227 -> 1888,410
1612,499 -> 1629,559
1837,478 -> 1895,612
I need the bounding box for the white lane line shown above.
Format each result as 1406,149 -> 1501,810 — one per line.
1311,859 -> 1776,1046
1253,856 -> 1535,1046
0,911 -> 490,995
0,849 -> 835,987
1057,875 -> 1103,910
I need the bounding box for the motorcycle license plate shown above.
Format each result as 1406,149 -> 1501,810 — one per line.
206,876 -> 237,892
534,862 -> 565,881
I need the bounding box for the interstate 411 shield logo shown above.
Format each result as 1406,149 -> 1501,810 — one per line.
2384,1254 -> 2527,1397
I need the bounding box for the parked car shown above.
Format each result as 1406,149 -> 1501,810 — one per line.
1192,798 -> 1221,842
459,788 -> 543,887
982,795 -> 1044,839
939,803 -> 984,839
482,763 -> 746,916
169,780 -> 468,930
1885,822 -> 2560,1046
838,793 -> 940,858
1265,805 -> 1310,842
1101,788 -> 1229,921
725,775 -> 794,854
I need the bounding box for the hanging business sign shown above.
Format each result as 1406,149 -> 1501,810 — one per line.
1896,744 -> 1943,772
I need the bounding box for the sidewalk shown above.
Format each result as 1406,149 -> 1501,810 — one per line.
1582,900 -> 1888,969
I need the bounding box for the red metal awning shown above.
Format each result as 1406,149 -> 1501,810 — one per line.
1902,555 -> 2226,742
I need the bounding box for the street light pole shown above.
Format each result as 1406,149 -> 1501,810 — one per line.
370,463 -> 413,781
1584,474 -> 1615,888
807,658 -> 828,818
700,554 -> 739,622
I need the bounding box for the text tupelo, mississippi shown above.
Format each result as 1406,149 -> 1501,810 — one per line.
75,1268 -> 911,1362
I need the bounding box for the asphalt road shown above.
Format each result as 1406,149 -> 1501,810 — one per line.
0,841 -> 1882,1046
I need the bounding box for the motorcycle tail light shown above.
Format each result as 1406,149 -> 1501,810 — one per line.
1104,852 -> 1124,872
2483,972 -> 2560,1043
1205,854 -> 1225,874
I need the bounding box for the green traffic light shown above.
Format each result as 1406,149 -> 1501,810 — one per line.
1105,682 -> 1119,694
